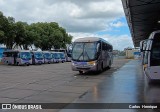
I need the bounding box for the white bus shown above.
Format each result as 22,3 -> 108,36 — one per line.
51,49 -> 71,62
2,50 -> 32,66
58,52 -> 66,63
43,51 -> 52,64
31,51 -> 44,65
71,37 -> 113,74
143,30 -> 160,82
51,52 -> 61,63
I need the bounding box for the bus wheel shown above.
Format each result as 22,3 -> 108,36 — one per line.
16,62 -> 19,66
6,61 -> 9,65
107,61 -> 111,69
79,71 -> 83,74
100,63 -> 103,72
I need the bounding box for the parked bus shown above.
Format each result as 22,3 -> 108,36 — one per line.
31,51 -> 44,65
143,30 -> 160,82
71,37 -> 113,74
0,47 -> 7,62
2,50 -> 32,66
43,51 -> 52,64
51,52 -> 60,63
58,52 -> 66,63
51,49 -> 71,62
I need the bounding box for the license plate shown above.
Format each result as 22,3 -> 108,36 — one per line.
79,62 -> 87,65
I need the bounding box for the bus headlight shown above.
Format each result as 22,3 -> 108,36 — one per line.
88,61 -> 96,66
72,62 -> 75,66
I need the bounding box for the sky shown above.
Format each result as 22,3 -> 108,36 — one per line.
0,0 -> 134,50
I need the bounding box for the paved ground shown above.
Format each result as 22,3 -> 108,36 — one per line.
0,59 -> 130,112
60,60 -> 160,112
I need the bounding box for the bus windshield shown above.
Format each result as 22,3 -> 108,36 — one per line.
72,42 -> 97,61
151,45 -> 160,59
20,52 -> 31,59
34,52 -> 43,59
59,53 -> 65,59
52,53 -> 60,59
44,53 -> 52,59
151,37 -> 160,66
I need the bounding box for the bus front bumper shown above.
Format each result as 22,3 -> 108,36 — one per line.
20,61 -> 32,65
71,61 -> 97,72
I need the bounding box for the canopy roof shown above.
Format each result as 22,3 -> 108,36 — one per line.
122,0 -> 160,46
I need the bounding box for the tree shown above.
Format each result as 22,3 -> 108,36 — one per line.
0,13 -> 16,49
0,11 -> 73,50
14,21 -> 27,49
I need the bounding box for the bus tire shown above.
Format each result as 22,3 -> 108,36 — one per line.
79,71 -> 83,74
16,62 -> 19,66
98,63 -> 103,73
6,61 -> 9,65
96,63 -> 102,73
101,63 -> 103,71
107,60 -> 111,69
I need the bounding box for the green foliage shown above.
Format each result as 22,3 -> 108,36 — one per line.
119,51 -> 125,56
0,11 -> 72,50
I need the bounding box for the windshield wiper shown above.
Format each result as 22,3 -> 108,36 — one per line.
77,52 -> 83,60
84,51 -> 90,60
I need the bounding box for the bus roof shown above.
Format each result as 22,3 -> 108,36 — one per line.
73,37 -> 112,46
30,51 -> 42,53
42,51 -> 50,53
50,49 -> 66,52
51,52 -> 63,53
149,30 -> 160,39
3,50 -> 30,52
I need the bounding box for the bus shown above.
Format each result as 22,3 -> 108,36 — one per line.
51,49 -> 71,62
58,52 -> 66,63
0,47 -> 7,62
71,37 -> 113,74
31,51 -> 44,65
143,30 -> 160,82
51,52 -> 61,63
2,50 -> 32,66
43,51 -> 52,64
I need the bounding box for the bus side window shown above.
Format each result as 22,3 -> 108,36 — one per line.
102,42 -> 107,51
102,43 -> 104,50
97,43 -> 100,52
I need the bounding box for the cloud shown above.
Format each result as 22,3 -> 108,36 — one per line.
0,0 -> 124,33
0,0 -> 133,49
110,21 -> 126,28
70,33 -> 133,51
103,35 -> 134,50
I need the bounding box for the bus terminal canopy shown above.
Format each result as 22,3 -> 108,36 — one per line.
122,0 -> 160,47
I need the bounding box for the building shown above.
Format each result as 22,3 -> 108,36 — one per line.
125,48 -> 140,59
